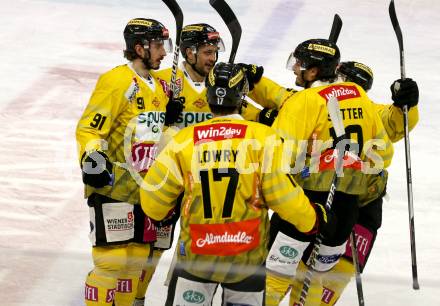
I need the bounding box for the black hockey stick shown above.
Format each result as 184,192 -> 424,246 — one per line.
298,96 -> 348,306
209,0 -> 242,63
162,0 -> 184,98
329,14 -> 342,43
328,13 -> 365,304
350,231 -> 365,305
389,0 -> 419,290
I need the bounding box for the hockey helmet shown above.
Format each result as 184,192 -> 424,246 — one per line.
180,23 -> 225,58
337,61 -> 373,91
286,38 -> 340,79
124,18 -> 172,53
206,62 -> 248,107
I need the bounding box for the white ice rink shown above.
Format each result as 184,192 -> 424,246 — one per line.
0,0 -> 439,305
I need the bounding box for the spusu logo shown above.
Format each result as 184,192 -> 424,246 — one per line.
318,85 -> 360,102
193,123 -> 247,143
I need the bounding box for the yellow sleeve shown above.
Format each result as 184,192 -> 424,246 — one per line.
249,76 -> 296,109
240,98 -> 263,121
375,103 -> 419,142
75,74 -> 127,163
369,110 -> 395,169
271,90 -> 323,144
141,138 -> 184,221
261,135 -> 316,233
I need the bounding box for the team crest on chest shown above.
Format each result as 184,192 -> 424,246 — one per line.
193,99 -> 207,109
152,97 -> 160,108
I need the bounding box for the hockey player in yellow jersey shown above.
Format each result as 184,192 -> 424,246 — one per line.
239,57 -> 418,305
307,61 -> 419,306
133,23 -> 226,305
76,18 -> 178,306
140,62 -> 337,305
153,23 -> 226,128
238,39 -> 394,305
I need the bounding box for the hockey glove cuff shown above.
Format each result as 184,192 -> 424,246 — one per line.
165,97 -> 185,126
312,202 -> 338,240
81,150 -> 113,188
258,108 -> 278,126
238,63 -> 264,91
391,78 -> 419,109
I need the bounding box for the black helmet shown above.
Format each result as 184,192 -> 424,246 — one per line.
206,62 -> 248,107
123,18 -> 172,52
180,23 -> 225,58
287,38 -> 340,80
337,61 -> 373,91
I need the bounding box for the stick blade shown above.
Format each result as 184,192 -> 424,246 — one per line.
162,0 -> 183,37
389,0 -> 403,50
328,14 -> 343,43
209,0 -> 242,63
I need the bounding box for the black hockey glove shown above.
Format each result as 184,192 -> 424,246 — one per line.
313,203 -> 337,240
258,108 -> 278,126
238,63 -> 264,91
390,78 -> 419,109
81,151 -> 113,188
165,97 -> 185,126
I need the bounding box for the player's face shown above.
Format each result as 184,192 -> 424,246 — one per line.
293,60 -> 306,87
293,59 -> 317,88
148,40 -> 168,69
194,44 -> 218,76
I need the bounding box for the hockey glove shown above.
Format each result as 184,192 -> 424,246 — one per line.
390,78 -> 419,109
258,108 -> 278,126
165,97 -> 185,126
81,150 -> 113,188
238,63 -> 264,91
313,202 -> 338,240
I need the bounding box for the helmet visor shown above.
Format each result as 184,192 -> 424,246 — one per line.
286,52 -> 306,71
203,37 -> 225,52
145,38 -> 173,53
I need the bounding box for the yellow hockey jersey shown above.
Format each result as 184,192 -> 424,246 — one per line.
240,76 -> 297,121
248,77 -> 417,203
375,103 -> 419,142
271,81 -> 394,195
141,115 -> 316,283
76,63 -> 169,204
152,63 -> 213,129
359,104 -> 419,206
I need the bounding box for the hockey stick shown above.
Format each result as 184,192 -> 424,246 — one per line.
209,0 -> 242,63
328,13 -> 365,303
329,14 -> 342,43
389,0 -> 420,290
162,0 -> 184,98
350,231 -> 365,306
298,96 -> 347,306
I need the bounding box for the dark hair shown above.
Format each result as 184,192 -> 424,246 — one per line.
123,49 -> 139,61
